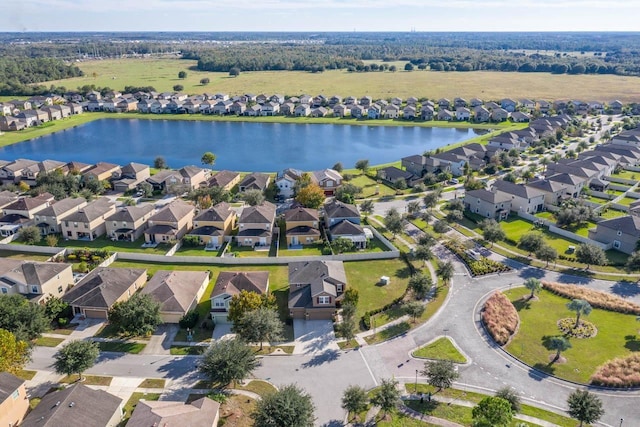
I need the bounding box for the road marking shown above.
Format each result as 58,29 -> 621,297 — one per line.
359,350 -> 378,387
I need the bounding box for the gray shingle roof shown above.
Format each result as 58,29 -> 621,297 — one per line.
148,200 -> 194,223
63,198 -> 114,223
38,197 -> 86,218
597,215 -> 640,238
330,220 -> 365,236
106,204 -> 154,223
21,384 -> 122,427
194,202 -> 234,222
493,179 -> 545,199
62,267 -> 147,309
323,200 -> 359,220
465,189 -> 511,204
239,202 -> 276,224
0,372 -> 24,402
284,207 -> 319,222
210,271 -> 269,298
141,270 -> 209,314
127,397 -> 220,427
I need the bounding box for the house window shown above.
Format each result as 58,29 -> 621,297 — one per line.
1,288 -> 6,294
614,240 -> 621,249
296,284 -> 301,288
58,286 -> 63,293
337,284 -> 343,293
617,230 -> 622,236
11,389 -> 19,400
122,222 -> 127,227
65,221 -> 69,227
214,300 -> 225,307
31,286 -> 39,294
318,296 -> 330,304
73,222 -> 78,228
113,222 -> 117,227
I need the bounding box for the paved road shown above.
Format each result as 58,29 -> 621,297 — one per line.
361,245 -> 640,427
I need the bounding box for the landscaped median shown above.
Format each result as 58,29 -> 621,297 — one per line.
482,282 -> 640,386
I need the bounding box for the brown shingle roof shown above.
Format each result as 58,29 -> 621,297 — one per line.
142,270 -> 209,314
62,267 -> 147,309
210,271 -> 269,299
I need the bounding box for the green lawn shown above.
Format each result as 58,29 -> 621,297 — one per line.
170,345 -> 206,355
566,221 -> 597,238
344,259 -> 412,321
499,217 -> 582,254
97,341 -> 146,354
406,385 -> 576,427
611,170 -> 639,180
174,247 -> 221,257
228,244 -> 271,258
278,243 -> 325,257
586,195 -> 611,204
349,173 -> 398,198
120,392 -> 161,426
364,321 -> 411,344
34,336 -> 64,347
138,378 -> 166,388
504,288 -> 640,384
17,235 -> 171,254
616,196 -> 637,206
533,211 -> 555,220
16,369 -> 37,380
0,250 -> 52,261
234,380 -> 278,397
598,208 -> 628,219
59,374 -> 112,386
412,337 -> 468,363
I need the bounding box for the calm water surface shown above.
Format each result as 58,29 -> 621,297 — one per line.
0,119 -> 482,171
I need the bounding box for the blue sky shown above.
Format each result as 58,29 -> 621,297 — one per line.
3,0 -> 640,32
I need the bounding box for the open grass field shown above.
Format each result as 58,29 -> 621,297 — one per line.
412,337 -> 467,363
0,250 -> 52,261
504,288 -> 640,384
43,58 -> 640,102
13,234 -> 170,255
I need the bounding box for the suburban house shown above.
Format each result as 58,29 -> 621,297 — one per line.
463,189 -> 511,220
384,104 -> 400,119
0,158 -> 39,184
0,372 -> 29,427
144,200 -> 195,244
147,167 -> 207,193
311,168 -> 342,196
236,201 -> 277,248
111,162 -> 150,192
284,206 -> 321,247
62,267 -> 148,319
60,198 -> 116,241
83,162 -> 121,182
2,192 -> 53,220
238,172 -> 271,193
20,383 -> 123,427
127,397 -> 219,427
500,98 -> 518,112
474,106 -> 491,122
105,204 -> 155,242
275,168 -> 303,199
401,154 -> 429,176
141,270 -> 210,323
210,271 -> 269,324
589,216 -> 640,254
178,166 -> 208,189
525,179 -> 572,207
333,104 -> 349,117
455,107 -> 471,121
323,200 -> 367,249
0,259 -> 73,302
403,105 -> 417,119
295,104 -> 311,117
188,202 -> 237,249
491,108 -> 509,122
288,260 -> 347,320
206,170 -> 241,191
492,179 -> 545,214
376,166 -> 417,188
437,109 -> 454,121
0,190 -> 18,209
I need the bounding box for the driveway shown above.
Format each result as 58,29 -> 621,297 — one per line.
293,319 -> 339,355
212,323 -> 234,340
141,324 -> 178,355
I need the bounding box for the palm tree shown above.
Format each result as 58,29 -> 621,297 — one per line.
523,278 -> 542,300
549,336 -> 571,363
566,299 -> 592,328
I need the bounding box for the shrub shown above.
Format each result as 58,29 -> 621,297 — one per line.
591,354 -> 640,387
443,241 -> 511,276
542,281 -> 640,315
482,292 -> 518,345
557,318 -> 597,338
57,317 -> 68,327
179,310 -> 199,329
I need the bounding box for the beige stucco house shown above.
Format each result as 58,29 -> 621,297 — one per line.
284,207 -> 320,247
464,189 -> 511,220
210,271 -> 269,324
62,267 -> 148,319
288,260 -> 347,320
60,198 -> 116,240
236,202 -> 276,248
188,202 -> 236,249
34,196 -> 87,235
141,270 -> 210,323
0,373 -> 29,427
0,259 -> 73,303
144,200 -> 195,244
105,204 -> 155,242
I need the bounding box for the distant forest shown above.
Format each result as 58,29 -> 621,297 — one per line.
2,32 -> 640,96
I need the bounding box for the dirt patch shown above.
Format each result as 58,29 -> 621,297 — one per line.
548,355 -> 567,364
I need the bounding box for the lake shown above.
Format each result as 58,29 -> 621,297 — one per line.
0,119 -> 483,171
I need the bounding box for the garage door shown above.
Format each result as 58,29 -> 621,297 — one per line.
84,309 -> 108,319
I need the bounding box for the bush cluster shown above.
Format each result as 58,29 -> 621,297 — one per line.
542,281 -> 640,315
557,318 -> 597,338
481,292 -> 519,346
179,310 -> 199,329
443,241 -> 511,276
591,354 -> 640,387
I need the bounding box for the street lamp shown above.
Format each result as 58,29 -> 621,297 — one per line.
415,369 -> 419,394
620,418 -> 623,427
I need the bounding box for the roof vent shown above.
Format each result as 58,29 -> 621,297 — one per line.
69,402 -> 75,407
55,401 -> 61,406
